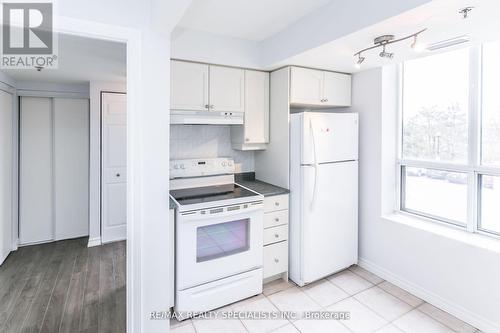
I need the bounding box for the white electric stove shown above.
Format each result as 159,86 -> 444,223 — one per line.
169,158 -> 264,317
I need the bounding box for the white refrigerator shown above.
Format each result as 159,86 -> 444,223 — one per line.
289,112 -> 358,286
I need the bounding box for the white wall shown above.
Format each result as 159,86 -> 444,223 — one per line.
170,125 -> 254,172
353,67 -> 500,333
171,27 -> 261,69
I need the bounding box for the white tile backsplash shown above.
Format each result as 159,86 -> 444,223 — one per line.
170,125 -> 254,172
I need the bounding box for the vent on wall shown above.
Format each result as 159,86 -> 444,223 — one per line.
427,36 -> 470,51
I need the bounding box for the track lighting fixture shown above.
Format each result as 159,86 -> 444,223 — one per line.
354,54 -> 365,68
353,29 -> 426,68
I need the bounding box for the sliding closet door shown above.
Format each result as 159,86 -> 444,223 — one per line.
19,97 -> 53,245
0,90 -> 13,264
54,98 -> 89,240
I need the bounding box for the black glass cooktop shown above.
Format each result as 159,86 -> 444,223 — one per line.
170,184 -> 257,206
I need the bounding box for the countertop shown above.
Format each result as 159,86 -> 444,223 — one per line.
169,173 -> 289,210
235,172 -> 290,197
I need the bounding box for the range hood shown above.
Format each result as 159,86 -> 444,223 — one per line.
170,110 -> 244,125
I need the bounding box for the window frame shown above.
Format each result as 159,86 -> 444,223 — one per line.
396,43 -> 500,239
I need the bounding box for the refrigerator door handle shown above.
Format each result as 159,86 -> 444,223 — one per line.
309,118 -> 319,209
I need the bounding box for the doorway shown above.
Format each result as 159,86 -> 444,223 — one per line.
0,32 -> 128,332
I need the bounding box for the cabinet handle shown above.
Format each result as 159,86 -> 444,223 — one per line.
274,258 -> 279,263
116,173 -> 120,177
274,233 -> 279,238
325,99 -> 329,102
245,138 -> 250,142
275,202 -> 280,206
204,104 -> 209,109
320,99 -> 324,102
210,105 -> 214,109
274,217 -> 279,222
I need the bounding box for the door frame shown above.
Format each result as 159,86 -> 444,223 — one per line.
56,17 -> 142,332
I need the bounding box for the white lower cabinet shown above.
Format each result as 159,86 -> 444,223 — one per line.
263,242 -> 288,278
262,194 -> 289,281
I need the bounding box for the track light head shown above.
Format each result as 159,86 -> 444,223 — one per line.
411,35 -> 426,53
354,54 -> 365,68
379,45 -> 394,59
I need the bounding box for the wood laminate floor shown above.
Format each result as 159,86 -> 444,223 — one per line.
0,238 -> 126,333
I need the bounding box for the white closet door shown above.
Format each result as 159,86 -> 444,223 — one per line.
54,98 -> 89,240
20,97 -> 53,245
0,90 -> 13,264
101,92 -> 127,243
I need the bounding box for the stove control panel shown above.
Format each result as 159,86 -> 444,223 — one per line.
170,158 -> 235,179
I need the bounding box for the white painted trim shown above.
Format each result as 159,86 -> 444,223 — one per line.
56,16 -> 142,333
358,257 -> 500,333
87,237 -> 102,247
16,90 -> 89,99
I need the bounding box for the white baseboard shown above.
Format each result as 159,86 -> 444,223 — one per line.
358,257 -> 500,333
12,238 -> 18,251
87,237 -> 102,247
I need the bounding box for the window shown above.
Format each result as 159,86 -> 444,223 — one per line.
398,43 -> 500,238
402,48 -> 469,164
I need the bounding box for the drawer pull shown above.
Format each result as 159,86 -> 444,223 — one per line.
274,218 -> 279,222
275,202 -> 280,206
274,258 -> 279,263
274,233 -> 279,238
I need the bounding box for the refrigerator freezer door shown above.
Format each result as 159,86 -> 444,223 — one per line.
300,161 -> 358,284
301,113 -> 358,165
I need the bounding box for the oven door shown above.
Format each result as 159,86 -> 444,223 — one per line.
176,201 -> 263,290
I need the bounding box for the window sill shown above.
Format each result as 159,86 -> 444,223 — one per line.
382,212 -> 500,255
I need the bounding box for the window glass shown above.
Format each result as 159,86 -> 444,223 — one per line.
480,175 -> 500,234
196,219 -> 249,262
402,48 -> 469,163
481,41 -> 500,166
402,167 -> 467,224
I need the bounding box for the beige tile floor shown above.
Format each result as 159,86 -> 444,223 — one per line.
170,266 -> 480,333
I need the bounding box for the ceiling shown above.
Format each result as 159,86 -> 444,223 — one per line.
3,33 -> 126,84
177,0 -> 333,41
267,0 -> 500,73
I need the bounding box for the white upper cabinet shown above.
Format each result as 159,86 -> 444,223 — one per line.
290,67 -> 323,105
323,71 -> 351,107
209,65 -> 245,113
171,60 -> 209,111
231,70 -> 269,150
290,66 -> 351,107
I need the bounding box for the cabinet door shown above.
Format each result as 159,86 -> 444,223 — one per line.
290,67 -> 323,106
244,70 -> 269,144
323,72 -> 352,106
171,60 -> 209,111
209,65 -> 244,112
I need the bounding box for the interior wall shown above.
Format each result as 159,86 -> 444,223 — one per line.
352,66 -> 500,333
0,89 -> 13,265
171,27 -> 261,69
170,125 -> 254,172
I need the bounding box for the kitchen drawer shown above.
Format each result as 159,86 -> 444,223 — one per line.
264,194 -> 289,212
264,210 -> 288,229
263,241 -> 288,279
264,224 -> 288,246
